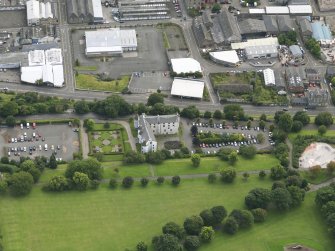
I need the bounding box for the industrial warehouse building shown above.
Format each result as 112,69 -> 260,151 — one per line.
209,51 -> 240,66
245,44 -> 278,59
170,58 -> 202,74
21,48 -> 64,87
26,0 -> 58,26
67,0 -> 103,24
311,21 -> 335,47
171,78 -> 204,99
85,28 -> 137,57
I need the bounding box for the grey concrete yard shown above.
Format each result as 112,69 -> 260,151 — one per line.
0,124 -> 80,161
71,26 -> 169,79
0,10 -> 27,28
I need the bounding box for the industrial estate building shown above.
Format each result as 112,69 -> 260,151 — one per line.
170,58 -> 202,74
209,51 -> 240,66
26,0 -> 58,26
135,113 -> 180,153
85,28 -> 137,57
67,0 -> 103,24
20,48 -> 64,87
171,78 -> 205,99
263,68 -> 276,86
311,21 -> 334,47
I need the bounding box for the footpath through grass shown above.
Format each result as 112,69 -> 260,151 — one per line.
75,74 -> 130,92
0,177 -> 333,251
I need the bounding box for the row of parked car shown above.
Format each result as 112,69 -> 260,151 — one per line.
199,138 -> 258,149
193,122 -> 266,132
268,131 -> 275,146
8,132 -> 45,143
8,144 -> 61,157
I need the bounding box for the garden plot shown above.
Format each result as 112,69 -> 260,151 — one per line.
91,130 -> 124,154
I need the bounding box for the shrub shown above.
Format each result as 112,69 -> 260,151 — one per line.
157,176 -> 165,185
223,217 -> 239,235
220,168 -> 236,183
208,173 -> 217,183
8,171 -> 34,196
171,176 -> 181,186
184,235 -> 201,251
136,241 -> 148,251
251,208 -> 267,223
162,222 -> 185,240
199,226 -> 215,243
184,215 -> 204,235
122,176 -> 134,188
140,177 -> 149,187
109,178 -> 118,188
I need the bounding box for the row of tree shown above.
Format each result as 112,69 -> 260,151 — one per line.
109,175 -> 181,189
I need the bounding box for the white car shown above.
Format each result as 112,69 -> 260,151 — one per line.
20,123 -> 23,129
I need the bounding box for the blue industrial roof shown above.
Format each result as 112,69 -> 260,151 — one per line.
311,22 -> 333,41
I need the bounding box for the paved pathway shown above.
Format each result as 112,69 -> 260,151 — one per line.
80,120 -> 90,159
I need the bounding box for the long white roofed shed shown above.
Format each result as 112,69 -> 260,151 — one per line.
171,78 -> 204,99
171,58 -> 202,74
263,68 -> 275,86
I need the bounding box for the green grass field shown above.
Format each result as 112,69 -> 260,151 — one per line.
74,65 -> 98,71
75,74 -> 130,92
0,176 -> 333,251
154,155 -> 279,176
288,129 -> 335,141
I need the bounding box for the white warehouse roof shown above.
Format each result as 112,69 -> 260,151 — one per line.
171,58 -> 202,74
265,6 -> 289,14
28,50 -> 45,66
231,37 -> 279,50
263,68 -> 275,86
288,5 -> 312,14
245,44 -> 278,56
45,48 -> 62,65
249,8 -> 265,14
26,0 -> 40,21
85,28 -> 137,54
92,0 -> 103,19
209,51 -> 240,64
21,48 -> 64,87
171,78 -> 204,99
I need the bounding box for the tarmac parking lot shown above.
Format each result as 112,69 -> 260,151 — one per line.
0,123 -> 80,161
71,26 -> 169,79
181,119 -> 273,154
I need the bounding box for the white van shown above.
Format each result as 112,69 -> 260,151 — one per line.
20,123 -> 23,129
44,144 -> 48,151
26,122 -> 30,129
32,132 -> 36,138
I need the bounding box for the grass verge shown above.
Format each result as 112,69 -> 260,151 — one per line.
75,74 -> 130,92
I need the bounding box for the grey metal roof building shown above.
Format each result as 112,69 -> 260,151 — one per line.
214,8 -> 241,44
263,15 -> 279,34
192,16 -> 213,48
66,0 -> 103,24
245,44 -> 278,59
277,15 -> 294,32
289,0 -> 309,4
289,45 -> 303,58
239,19 -> 267,36
299,18 -> 312,36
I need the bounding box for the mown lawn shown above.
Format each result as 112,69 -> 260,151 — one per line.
288,129 -> 335,142
0,177 -> 333,251
74,65 -> 98,71
75,74 -> 130,92
154,154 -> 279,176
